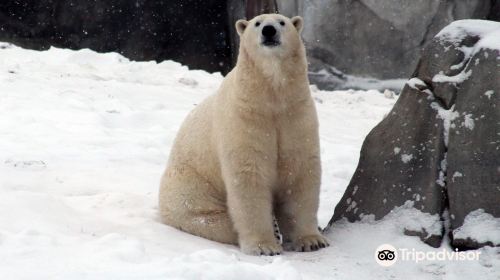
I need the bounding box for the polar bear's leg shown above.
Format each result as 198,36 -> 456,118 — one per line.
169,210 -> 238,245
221,154 -> 283,255
275,158 -> 330,252
159,167 -> 238,245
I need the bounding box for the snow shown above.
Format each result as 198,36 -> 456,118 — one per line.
452,172 -> 463,182
462,114 -> 475,130
436,20 -> 500,48
432,70 -> 472,84
475,29 -> 500,52
406,77 -> 426,90
453,209 -> 500,245
432,20 -> 500,86
0,43 -> 499,279
431,103 -> 459,147
484,90 -> 494,100
309,66 -> 406,92
436,155 -> 448,188
385,201 -> 442,238
342,76 -> 406,92
401,154 -> 413,163
383,89 -> 395,99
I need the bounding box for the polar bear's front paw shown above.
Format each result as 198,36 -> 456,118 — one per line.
240,240 -> 283,256
285,234 -> 330,252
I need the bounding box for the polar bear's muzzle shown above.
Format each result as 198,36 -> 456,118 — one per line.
261,25 -> 281,47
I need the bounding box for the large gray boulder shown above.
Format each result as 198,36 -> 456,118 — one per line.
442,23 -> 500,249
326,20 -> 500,249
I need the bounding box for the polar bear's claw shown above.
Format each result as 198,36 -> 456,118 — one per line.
241,241 -> 283,256
285,234 -> 330,252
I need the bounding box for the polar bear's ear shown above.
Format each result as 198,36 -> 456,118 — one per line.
236,20 -> 249,36
291,16 -> 303,33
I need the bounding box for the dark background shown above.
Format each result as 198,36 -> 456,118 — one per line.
0,0 -> 232,73
0,0 -> 499,89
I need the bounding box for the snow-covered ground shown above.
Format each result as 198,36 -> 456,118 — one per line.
0,44 -> 498,279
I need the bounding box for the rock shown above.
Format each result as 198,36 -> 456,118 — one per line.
294,0 -> 493,88
439,23 -> 500,249
326,82 -> 447,248
326,20 -> 500,249
0,1 -> 498,88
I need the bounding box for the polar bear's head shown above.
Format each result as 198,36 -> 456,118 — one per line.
236,14 -> 304,59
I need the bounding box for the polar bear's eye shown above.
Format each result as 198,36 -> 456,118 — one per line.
255,21 -> 261,27
280,21 -> 285,26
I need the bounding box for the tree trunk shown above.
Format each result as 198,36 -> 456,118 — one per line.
246,0 -> 279,19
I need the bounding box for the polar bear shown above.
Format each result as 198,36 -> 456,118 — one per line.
159,14 -> 329,255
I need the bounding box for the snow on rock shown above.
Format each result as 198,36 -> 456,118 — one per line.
435,20 -> 500,48
452,171 -> 464,182
475,29 -> 500,52
449,46 -> 473,70
436,172 -> 446,188
462,114 -> 475,130
345,201 -> 442,238
436,155 -> 448,188
387,201 -> 442,238
0,43 -> 498,279
431,103 -> 459,147
406,77 -> 426,90
453,209 -> 500,245
401,154 -> 413,164
484,90 -> 494,100
432,70 -> 472,84
433,20 -> 500,85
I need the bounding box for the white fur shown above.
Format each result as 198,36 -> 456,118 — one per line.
159,14 -> 329,255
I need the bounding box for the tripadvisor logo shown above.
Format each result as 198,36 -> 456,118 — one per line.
375,244 -> 481,266
375,244 -> 398,266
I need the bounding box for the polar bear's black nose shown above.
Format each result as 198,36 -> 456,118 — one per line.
262,25 -> 277,38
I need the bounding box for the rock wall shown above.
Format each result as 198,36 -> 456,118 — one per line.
293,0 -> 495,89
326,20 -> 500,249
0,1 -> 232,74
0,1 -> 499,87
